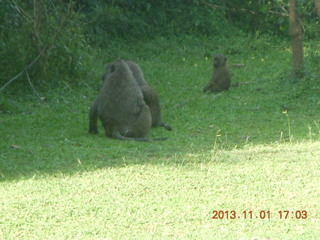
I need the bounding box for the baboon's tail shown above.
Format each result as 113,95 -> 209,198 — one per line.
158,122 -> 173,131
113,132 -> 167,142
150,137 -> 168,141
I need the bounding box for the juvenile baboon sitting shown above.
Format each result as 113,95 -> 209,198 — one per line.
203,54 -> 231,93
88,60 -> 164,141
102,60 -> 172,131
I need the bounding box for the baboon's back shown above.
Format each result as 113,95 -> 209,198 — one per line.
99,60 -> 151,138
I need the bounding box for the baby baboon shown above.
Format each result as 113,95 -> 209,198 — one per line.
101,59 -> 172,131
89,60 -> 164,141
203,54 -> 231,93
141,85 -> 172,130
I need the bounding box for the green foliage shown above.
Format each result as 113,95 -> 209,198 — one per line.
74,0 -> 319,46
79,0 -> 229,45
0,0 -> 96,90
0,1 -> 31,82
220,0 -> 318,38
1,35 -> 320,175
1,0 -> 319,93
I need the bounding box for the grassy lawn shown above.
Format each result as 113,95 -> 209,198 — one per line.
0,36 -> 319,239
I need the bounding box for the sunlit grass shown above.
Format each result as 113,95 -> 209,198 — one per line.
0,142 -> 319,239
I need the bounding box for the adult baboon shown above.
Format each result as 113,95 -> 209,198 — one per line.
89,60 -> 165,141
102,60 -> 147,87
101,59 -> 172,131
203,54 -> 231,93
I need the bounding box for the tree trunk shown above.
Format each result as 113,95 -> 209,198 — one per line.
314,0 -> 320,78
288,0 -> 304,78
315,0 -> 320,16
32,0 -> 48,80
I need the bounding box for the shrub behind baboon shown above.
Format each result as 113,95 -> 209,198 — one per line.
203,54 -> 231,93
89,60 -> 154,141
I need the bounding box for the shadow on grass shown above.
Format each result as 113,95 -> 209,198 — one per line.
1,117 -> 319,182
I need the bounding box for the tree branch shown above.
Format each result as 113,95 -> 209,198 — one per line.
0,0 -> 74,93
0,47 -> 49,93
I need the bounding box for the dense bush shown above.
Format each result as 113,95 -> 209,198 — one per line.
225,0 -> 319,38
78,0 -> 230,45
78,0 -> 319,45
0,0 -> 318,91
0,0 -> 96,90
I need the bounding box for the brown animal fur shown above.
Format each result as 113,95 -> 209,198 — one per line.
89,60 -> 165,141
101,60 -> 172,131
203,54 -> 231,93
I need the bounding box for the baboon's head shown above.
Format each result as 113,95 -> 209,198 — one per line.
101,62 -> 115,81
213,54 -> 227,67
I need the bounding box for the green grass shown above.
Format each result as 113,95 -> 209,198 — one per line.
0,35 -> 320,239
